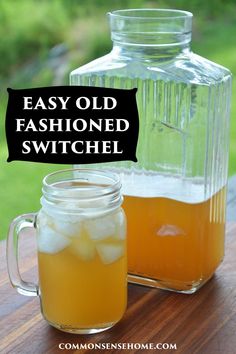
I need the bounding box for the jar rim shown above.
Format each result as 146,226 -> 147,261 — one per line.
43,168 -> 121,196
108,8 -> 192,47
41,168 -> 122,215
108,8 -> 193,20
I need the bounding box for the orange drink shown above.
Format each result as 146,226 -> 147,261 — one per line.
124,187 -> 226,293
37,208 -> 126,332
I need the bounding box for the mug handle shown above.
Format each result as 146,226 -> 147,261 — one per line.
7,213 -> 38,296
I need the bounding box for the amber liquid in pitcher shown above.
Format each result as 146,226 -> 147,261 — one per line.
121,173 -> 226,293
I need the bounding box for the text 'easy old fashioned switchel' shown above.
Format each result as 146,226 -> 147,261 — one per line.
5,86 -> 139,164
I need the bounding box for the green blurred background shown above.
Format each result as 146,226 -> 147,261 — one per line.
0,0 -> 235,240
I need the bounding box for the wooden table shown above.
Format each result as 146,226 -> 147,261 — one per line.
1,224 -> 236,354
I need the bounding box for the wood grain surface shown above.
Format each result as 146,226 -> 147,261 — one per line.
0,224 -> 236,354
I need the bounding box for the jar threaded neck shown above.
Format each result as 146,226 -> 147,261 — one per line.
108,9 -> 192,47
41,169 -> 122,215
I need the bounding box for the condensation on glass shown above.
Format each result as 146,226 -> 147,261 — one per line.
70,9 -> 232,293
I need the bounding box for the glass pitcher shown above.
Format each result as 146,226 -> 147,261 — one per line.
70,9 -> 232,293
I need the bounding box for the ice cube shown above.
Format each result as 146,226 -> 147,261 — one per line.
70,237 -> 96,261
85,215 -> 116,240
156,224 -> 186,237
52,219 -> 81,238
39,205 -> 78,224
96,243 -> 124,264
60,193 -> 108,209
114,210 -> 126,240
50,202 -> 82,224
37,224 -> 70,254
37,210 -> 51,227
38,208 -> 81,238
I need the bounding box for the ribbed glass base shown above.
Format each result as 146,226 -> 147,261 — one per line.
128,273 -> 213,294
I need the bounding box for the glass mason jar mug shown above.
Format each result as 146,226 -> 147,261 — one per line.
7,169 -> 127,334
71,9 -> 232,293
